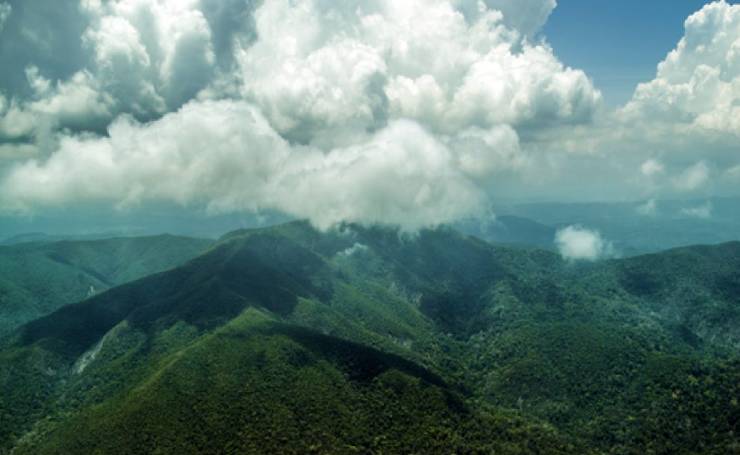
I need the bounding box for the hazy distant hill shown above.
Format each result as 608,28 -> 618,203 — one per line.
455,215 -> 557,249
0,235 -> 212,335
0,222 -> 738,453
0,232 -> 138,246
499,197 -> 740,254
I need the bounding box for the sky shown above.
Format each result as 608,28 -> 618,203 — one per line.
0,0 -> 739,233
544,0 -> 737,106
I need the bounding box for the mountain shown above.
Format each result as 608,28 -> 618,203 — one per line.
499,198 -> 740,255
0,206 -> 293,243
6,312 -> 579,454
1,233 -> 70,245
590,242 -> 740,349
455,215 -> 557,249
0,235 -> 213,335
0,224 -> 575,454
0,222 -> 738,453
0,232 -> 140,246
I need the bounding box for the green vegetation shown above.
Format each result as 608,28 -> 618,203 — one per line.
0,235 -> 212,334
0,221 -> 738,453
5,311 -> 577,454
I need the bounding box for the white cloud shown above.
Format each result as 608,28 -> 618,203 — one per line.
0,98 -> 36,139
621,1 -> 740,135
505,0 -> 740,203
3,0 -> 738,228
82,13 -> 166,116
0,67 -> 113,141
25,69 -> 114,128
0,101 -> 485,230
680,201 -> 713,219
277,119 -> 486,230
674,161 -> 710,192
1,101 -> 286,212
640,159 -> 664,177
455,0 -> 556,39
0,0 -> 222,141
81,0 -> 217,114
237,0 -> 601,148
553,2 -> 738,202
450,125 -> 525,179
0,0 -> 604,230
555,225 -> 613,261
337,243 -> 368,257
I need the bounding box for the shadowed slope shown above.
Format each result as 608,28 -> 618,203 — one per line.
0,235 -> 212,334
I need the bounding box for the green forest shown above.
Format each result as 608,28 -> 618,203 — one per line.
0,222 -> 737,454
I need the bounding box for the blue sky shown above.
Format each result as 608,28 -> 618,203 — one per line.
545,0 -> 738,106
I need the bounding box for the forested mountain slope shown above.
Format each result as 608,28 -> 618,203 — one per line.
0,222 -> 737,453
0,235 -> 212,334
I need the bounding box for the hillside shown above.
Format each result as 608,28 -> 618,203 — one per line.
8,311 -> 578,454
0,222 -> 738,453
593,242 -> 740,349
0,235 -> 213,334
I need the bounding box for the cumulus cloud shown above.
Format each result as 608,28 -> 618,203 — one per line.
366,0 -> 740,207
455,0 -> 556,39
238,0 -> 599,148
81,0 -> 219,115
0,0 -> 603,230
0,1 -> 93,101
0,0 -> 237,143
8,102 -> 275,200
555,225 -> 613,261
621,1 -> 740,135
543,1 -> 740,203
2,0 -> 738,229
0,100 -> 486,230
25,68 -> 114,129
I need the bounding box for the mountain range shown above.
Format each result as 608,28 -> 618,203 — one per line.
0,221 -> 738,453
0,235 -> 212,335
